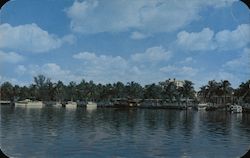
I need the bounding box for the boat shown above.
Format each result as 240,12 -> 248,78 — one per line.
54,102 -> 63,108
229,104 -> 242,113
15,99 -> 44,108
64,101 -> 77,109
86,101 -> 97,110
113,98 -> 140,108
0,100 -> 12,106
196,103 -> 209,110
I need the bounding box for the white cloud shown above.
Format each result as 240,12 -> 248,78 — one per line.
160,65 -> 198,77
73,51 -> 129,82
204,71 -> 242,88
72,47 -> 199,84
66,0 -> 236,34
180,57 -> 196,64
16,63 -> 82,84
176,24 -> 250,52
0,75 -> 19,85
203,0 -> 237,8
0,23 -> 73,53
73,51 -> 97,60
176,28 -> 216,51
0,50 -> 24,63
15,65 -> 27,75
39,63 -> 83,83
131,46 -> 171,63
130,31 -> 149,40
215,24 -> 250,51
73,51 -> 127,68
224,48 -> 250,69
62,34 -> 77,45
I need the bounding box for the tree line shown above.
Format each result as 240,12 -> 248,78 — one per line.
0,75 -> 249,103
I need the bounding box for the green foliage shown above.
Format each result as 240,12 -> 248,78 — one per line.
0,82 -> 14,101
1,75 -> 249,103
198,80 -> 234,104
234,80 -> 250,103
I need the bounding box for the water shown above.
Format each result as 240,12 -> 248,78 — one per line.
1,106 -> 250,158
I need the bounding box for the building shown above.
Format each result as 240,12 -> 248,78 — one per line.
169,78 -> 184,88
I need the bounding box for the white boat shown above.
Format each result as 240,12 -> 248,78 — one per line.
86,101 -> 97,110
230,104 -> 242,113
0,100 -> 11,105
53,102 -> 63,108
65,101 -> 77,109
197,103 -> 209,110
15,99 -> 44,108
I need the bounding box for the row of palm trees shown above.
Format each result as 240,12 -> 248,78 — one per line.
198,80 -> 250,104
0,75 -> 249,104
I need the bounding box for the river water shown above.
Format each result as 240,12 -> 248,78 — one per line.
1,106 -> 250,158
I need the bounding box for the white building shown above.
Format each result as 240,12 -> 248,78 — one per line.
169,79 -> 184,88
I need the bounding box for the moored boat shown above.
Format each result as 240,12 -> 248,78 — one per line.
229,104 -> 242,113
86,101 -> 97,110
0,100 -> 12,106
15,99 -> 44,108
113,98 -> 140,108
195,103 -> 210,110
64,101 -> 77,109
54,102 -> 63,108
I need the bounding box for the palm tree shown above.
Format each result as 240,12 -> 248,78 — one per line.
125,81 -> 144,99
198,85 -> 209,103
0,82 -> 13,101
160,79 -> 178,103
33,75 -> 51,101
180,80 -> 195,106
113,81 -> 126,98
55,81 -> 66,102
143,83 -> 162,99
206,80 -> 220,104
67,81 -> 77,101
234,80 -> 250,103
220,80 -> 232,105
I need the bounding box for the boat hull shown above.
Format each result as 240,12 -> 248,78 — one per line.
86,102 -> 97,110
15,101 -> 44,108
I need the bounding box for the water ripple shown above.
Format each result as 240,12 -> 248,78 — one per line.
1,107 -> 250,158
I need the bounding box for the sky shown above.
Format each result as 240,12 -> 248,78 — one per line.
0,0 -> 249,89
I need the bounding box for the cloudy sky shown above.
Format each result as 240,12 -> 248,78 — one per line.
0,0 -> 249,89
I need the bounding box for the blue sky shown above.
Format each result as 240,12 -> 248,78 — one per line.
0,0 -> 249,89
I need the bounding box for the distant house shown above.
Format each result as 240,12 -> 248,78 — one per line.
169,78 -> 184,88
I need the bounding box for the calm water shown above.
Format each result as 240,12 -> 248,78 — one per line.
1,106 -> 250,158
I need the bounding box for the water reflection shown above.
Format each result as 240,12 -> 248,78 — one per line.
1,106 -> 250,158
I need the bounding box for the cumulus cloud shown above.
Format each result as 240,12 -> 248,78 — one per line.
130,31 -> 149,40
15,65 -> 27,75
160,65 -> 198,77
179,57 -> 196,64
73,51 -> 127,67
9,46 -> 173,85
215,24 -> 250,51
0,23 -> 74,53
73,46 -> 172,83
66,0 -> 236,34
0,50 -> 24,63
131,46 -> 172,63
73,51 -> 129,82
176,28 -> 216,51
73,51 -> 97,60
72,46 -> 198,84
176,24 -> 250,52
15,63 -> 82,84
224,48 -> 250,69
0,75 -> 19,85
